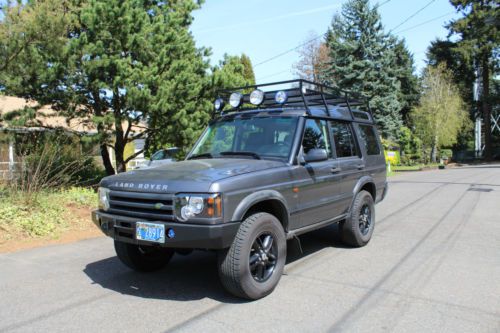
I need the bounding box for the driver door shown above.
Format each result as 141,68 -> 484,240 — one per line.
295,119 -> 343,228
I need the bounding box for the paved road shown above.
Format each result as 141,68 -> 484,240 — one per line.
1,165 -> 500,333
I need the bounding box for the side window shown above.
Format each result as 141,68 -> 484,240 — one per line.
302,119 -> 332,156
151,150 -> 165,161
358,125 -> 381,155
330,121 -> 358,158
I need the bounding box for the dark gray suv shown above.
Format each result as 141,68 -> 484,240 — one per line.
92,80 -> 388,300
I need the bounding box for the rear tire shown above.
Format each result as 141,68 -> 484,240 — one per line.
218,213 -> 286,300
341,190 -> 375,247
114,241 -> 174,272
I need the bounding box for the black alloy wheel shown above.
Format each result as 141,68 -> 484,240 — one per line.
249,233 -> 278,282
358,204 -> 372,236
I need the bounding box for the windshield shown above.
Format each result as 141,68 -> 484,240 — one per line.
190,116 -> 298,161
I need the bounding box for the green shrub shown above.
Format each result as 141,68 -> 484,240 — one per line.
439,149 -> 453,160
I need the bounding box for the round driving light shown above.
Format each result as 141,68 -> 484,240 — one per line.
250,89 -> 265,105
275,91 -> 288,104
229,92 -> 243,108
214,98 -> 224,111
189,196 -> 204,214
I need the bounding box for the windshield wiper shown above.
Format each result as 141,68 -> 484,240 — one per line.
220,151 -> 261,160
187,153 -> 213,160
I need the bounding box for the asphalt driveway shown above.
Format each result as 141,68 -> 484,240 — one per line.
1,165 -> 499,332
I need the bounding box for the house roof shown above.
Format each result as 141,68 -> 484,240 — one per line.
0,96 -> 146,135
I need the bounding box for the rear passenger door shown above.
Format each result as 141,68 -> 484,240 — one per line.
355,124 -> 386,201
330,121 -> 364,214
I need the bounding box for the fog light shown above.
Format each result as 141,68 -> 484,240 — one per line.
167,228 -> 175,239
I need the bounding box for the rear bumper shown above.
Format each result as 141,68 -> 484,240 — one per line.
92,210 -> 240,249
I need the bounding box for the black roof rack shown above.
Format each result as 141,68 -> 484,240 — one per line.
215,79 -> 373,122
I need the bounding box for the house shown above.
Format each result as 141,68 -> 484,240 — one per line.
0,96 -> 146,178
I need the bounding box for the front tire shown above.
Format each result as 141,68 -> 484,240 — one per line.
114,241 -> 174,272
341,190 -> 375,247
218,213 -> 286,300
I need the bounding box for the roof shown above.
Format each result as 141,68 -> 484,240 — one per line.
0,96 -> 146,135
217,106 -> 374,124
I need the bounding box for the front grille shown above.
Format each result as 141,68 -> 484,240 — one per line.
108,190 -> 175,221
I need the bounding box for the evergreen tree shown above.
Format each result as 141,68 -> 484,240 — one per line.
211,53 -> 256,90
447,0 -> 499,161
2,0 -> 210,174
391,38 -> 420,122
240,54 -> 256,84
324,0 -> 406,138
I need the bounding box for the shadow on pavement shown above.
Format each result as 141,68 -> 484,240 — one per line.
83,224 -> 347,302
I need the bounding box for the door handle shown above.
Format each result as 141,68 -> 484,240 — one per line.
331,167 -> 341,173
357,164 -> 365,170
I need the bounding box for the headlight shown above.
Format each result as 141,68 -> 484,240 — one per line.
98,187 -> 110,211
175,193 -> 222,222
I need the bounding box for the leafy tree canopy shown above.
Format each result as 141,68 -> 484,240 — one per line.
2,0 -> 211,174
411,63 -> 471,162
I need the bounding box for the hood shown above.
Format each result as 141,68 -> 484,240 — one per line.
100,158 -> 285,193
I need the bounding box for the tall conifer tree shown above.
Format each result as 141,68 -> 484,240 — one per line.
324,0 -> 409,138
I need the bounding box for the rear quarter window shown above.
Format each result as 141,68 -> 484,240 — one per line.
358,125 -> 381,155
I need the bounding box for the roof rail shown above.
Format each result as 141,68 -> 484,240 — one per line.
214,79 -> 372,120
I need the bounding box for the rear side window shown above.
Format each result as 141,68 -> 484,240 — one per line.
330,121 -> 358,158
358,125 -> 381,155
302,119 -> 332,156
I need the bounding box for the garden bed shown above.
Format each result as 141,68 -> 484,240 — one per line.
0,187 -> 102,253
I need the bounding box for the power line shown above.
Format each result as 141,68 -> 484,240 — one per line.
256,69 -> 292,81
193,3 -> 342,34
389,0 -> 437,32
253,0 -> 393,68
393,11 -> 456,34
254,35 -> 323,68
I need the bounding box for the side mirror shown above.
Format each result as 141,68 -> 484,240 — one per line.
304,148 -> 328,163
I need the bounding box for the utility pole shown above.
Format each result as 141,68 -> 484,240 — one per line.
473,68 -> 482,158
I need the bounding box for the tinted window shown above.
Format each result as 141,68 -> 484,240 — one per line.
302,119 -> 332,156
358,125 -> 381,155
330,121 -> 358,158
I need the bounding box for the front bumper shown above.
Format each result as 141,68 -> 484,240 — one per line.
92,210 -> 240,249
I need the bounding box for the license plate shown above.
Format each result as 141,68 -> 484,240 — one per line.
136,222 -> 165,243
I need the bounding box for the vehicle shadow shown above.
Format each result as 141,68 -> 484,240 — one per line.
83,224 -> 346,303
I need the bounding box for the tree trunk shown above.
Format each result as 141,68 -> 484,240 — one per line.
431,144 -> 438,164
481,53 -> 492,161
113,95 -> 127,173
100,144 -> 115,175
114,139 -> 126,173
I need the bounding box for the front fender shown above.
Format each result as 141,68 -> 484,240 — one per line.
231,190 -> 289,227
